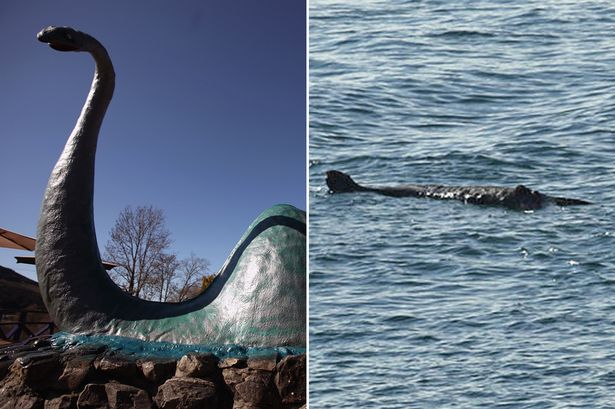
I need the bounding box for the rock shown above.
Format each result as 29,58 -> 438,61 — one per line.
219,357 -> 246,369
44,394 -> 78,409
222,365 -> 278,408
155,377 -> 218,409
77,384 -> 108,408
139,359 -> 176,385
57,355 -> 94,390
0,359 -> 12,381
0,343 -> 36,359
95,355 -> 138,383
11,351 -> 62,391
247,356 -> 277,372
234,371 -> 274,406
0,341 -> 306,408
104,382 -> 152,409
32,338 -> 52,349
174,353 -> 218,379
15,350 -> 59,365
76,382 -> 153,409
0,393 -> 44,409
221,367 -> 249,389
231,402 -> 253,409
274,355 -> 306,404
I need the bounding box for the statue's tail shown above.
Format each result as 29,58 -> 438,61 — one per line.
326,170 -> 368,193
552,196 -> 592,206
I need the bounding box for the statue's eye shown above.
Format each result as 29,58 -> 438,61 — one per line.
66,33 -> 73,41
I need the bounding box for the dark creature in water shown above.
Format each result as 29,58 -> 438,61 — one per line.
326,170 -> 591,211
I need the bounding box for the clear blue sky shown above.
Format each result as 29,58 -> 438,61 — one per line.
0,1 -> 306,281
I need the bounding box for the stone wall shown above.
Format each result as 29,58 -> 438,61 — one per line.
0,339 -> 305,409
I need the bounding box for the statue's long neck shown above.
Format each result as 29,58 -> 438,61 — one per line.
70,46 -> 115,165
37,40 -> 221,329
63,45 -> 115,199
48,44 -> 115,258
36,43 -> 117,324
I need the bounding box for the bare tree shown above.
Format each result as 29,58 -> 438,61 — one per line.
104,206 -> 212,302
104,206 -> 171,298
146,253 -> 180,302
172,253 -> 211,302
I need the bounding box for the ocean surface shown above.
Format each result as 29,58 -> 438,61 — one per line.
309,1 -> 615,407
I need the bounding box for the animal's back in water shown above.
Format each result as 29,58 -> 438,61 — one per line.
326,170 -> 591,211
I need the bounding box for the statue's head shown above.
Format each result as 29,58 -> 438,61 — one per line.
326,170 -> 363,193
37,26 -> 91,52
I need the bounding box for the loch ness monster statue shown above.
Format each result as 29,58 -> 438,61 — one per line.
35,26 -> 306,347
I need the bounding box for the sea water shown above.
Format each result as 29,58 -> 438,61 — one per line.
310,1 -> 615,407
